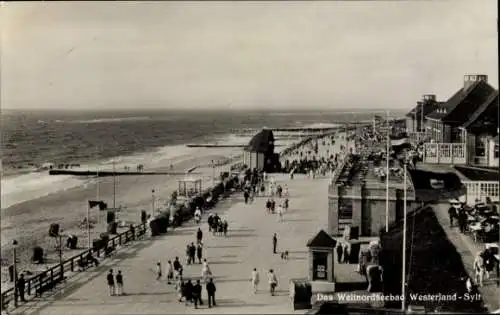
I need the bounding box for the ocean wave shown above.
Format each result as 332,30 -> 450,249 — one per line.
68,116 -> 152,124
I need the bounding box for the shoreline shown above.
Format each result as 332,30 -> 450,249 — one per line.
0,147 -> 243,290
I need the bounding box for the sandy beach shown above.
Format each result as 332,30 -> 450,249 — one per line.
0,146 -> 242,290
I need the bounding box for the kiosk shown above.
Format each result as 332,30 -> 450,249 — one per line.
306,230 -> 337,294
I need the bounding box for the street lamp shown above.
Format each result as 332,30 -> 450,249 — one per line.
211,160 -> 215,186
59,229 -> 64,265
13,239 -> 18,307
151,189 -> 155,217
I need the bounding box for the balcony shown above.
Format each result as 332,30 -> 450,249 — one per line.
424,143 -> 466,164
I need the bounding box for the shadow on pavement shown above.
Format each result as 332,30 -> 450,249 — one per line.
214,298 -> 269,307
208,260 -> 242,265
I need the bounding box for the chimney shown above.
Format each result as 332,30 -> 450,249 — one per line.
422,94 -> 436,102
464,74 -> 488,90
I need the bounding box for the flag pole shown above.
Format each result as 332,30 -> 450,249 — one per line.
112,160 -> 116,209
401,161 -> 408,312
385,110 -> 390,232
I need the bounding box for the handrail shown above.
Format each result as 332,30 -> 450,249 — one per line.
1,222 -> 147,310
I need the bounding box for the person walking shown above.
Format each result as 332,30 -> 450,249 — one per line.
266,199 -> 272,214
173,257 -> 183,279
268,269 -> 278,296
336,243 -> 344,264
272,233 -> 278,254
244,190 -> 250,204
223,220 -> 228,237
207,214 -> 213,232
277,204 -> 283,221
201,259 -> 212,283
284,198 -> 289,212
196,243 -> 203,264
176,277 -> 184,302
193,280 -> 203,309
16,274 -> 26,302
196,228 -> 203,244
271,199 -> 276,214
186,244 -> 192,264
156,262 -> 162,280
115,270 -> 124,296
167,260 -> 174,284
206,278 -> 216,308
251,268 -> 260,294
184,280 -> 194,306
107,269 -> 115,296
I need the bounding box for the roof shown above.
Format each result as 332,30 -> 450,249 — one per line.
461,91 -> 499,131
306,230 -> 337,248
406,100 -> 441,120
380,206 -> 485,312
245,129 -> 275,153
426,80 -> 496,124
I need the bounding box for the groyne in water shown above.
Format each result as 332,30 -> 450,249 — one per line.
48,170 -> 201,177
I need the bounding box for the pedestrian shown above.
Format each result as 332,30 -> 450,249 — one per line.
184,280 -> 193,306
244,190 -> 249,204
115,270 -> 124,296
156,262 -> 162,280
336,243 -> 344,264
217,222 -> 223,236
251,268 -> 260,294
197,243 -> 203,264
107,269 -> 115,296
277,204 -> 283,221
271,199 -> 276,214
196,228 -> 203,244
176,278 -> 184,302
167,260 -> 174,284
206,278 -> 216,308
201,259 -> 212,283
207,214 -> 213,232
260,183 -> 266,196
193,280 -> 203,309
189,242 -> 196,264
272,233 -> 278,254
343,243 -> 350,264
284,198 -> 289,212
186,244 -> 192,264
223,220 -> 228,237
173,257 -> 183,279
266,199 -> 272,214
16,274 -> 26,302
448,207 -> 456,228
268,269 -> 278,296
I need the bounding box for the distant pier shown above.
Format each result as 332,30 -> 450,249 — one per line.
48,170 -> 201,177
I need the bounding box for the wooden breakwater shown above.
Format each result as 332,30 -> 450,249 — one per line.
48,170 -> 201,177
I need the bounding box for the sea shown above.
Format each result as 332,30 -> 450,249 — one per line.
0,109 -> 403,210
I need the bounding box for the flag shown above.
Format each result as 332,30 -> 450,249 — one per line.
88,200 -> 107,210
407,169 -> 466,202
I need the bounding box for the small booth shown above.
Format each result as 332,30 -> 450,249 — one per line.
178,177 -> 202,198
306,230 -> 337,294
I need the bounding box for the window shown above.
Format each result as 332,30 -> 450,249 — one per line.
312,252 -> 328,281
475,137 -> 485,157
495,142 -> 499,159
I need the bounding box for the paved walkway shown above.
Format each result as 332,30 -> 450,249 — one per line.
11,174 -> 330,315
432,203 -> 499,312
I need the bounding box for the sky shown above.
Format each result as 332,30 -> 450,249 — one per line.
0,1 -> 497,111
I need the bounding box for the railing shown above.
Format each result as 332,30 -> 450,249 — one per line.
424,143 -> 466,164
1,222 -> 147,310
462,180 -> 500,204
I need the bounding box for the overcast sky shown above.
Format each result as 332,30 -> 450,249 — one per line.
1,1 -> 497,110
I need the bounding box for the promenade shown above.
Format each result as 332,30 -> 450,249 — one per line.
11,173 -> 330,315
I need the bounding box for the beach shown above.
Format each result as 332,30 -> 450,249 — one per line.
0,146 -> 242,289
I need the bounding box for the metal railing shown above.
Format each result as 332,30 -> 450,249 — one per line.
424,143 -> 466,164
1,222 -> 147,310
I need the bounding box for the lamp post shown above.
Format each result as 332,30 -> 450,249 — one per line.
59,229 -> 63,265
13,239 -> 18,307
401,161 -> 408,312
211,160 -> 216,186
151,189 -> 155,217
